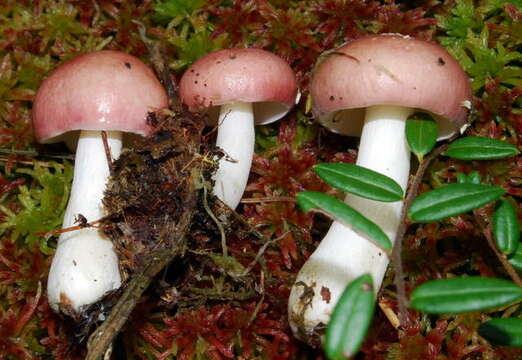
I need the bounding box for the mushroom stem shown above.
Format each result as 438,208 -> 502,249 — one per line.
213,101 -> 255,209
288,104 -> 412,341
47,130 -> 122,313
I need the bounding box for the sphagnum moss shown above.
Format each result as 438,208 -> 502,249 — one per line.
0,0 -> 521,359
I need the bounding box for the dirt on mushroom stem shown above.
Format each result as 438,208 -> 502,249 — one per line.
75,109 -> 267,347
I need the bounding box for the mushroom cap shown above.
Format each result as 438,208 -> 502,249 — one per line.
311,34 -> 472,139
179,48 -> 298,125
33,50 -> 168,143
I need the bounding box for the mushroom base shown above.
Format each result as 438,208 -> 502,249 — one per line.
288,105 -> 412,342
47,130 -> 123,314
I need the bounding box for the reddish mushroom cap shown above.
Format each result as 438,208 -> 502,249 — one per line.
311,34 -> 472,139
179,48 -> 298,125
33,50 -> 168,143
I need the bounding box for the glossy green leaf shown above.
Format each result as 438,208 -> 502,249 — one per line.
410,277 -> 522,314
456,171 -> 481,185
479,318 -> 522,347
445,136 -> 519,160
296,191 -> 392,254
314,163 -> 403,202
405,112 -> 439,162
409,183 -> 505,222
493,198 -> 520,255
508,243 -> 522,271
325,274 -> 375,360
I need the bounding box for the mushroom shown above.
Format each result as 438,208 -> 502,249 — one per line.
288,34 -> 472,341
179,48 -> 298,209
32,50 -> 168,314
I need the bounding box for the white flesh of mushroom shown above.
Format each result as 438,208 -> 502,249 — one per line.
213,101 -> 255,209
288,104 -> 413,338
47,130 -> 122,313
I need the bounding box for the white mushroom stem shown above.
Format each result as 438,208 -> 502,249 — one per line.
213,101 -> 255,209
47,130 -> 122,313
288,105 -> 413,339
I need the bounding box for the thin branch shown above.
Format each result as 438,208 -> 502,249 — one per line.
242,231 -> 290,276
85,201 -> 196,360
0,148 -> 74,160
37,217 -> 105,237
0,156 -> 65,168
391,135 -> 458,327
100,131 -> 114,176
202,184 -> 228,257
473,207 -> 522,287
85,248 -> 180,360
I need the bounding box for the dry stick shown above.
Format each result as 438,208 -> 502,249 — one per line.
392,136 -> 458,327
100,131 -> 114,176
202,185 -> 228,257
86,248 -> 180,360
242,231 -> 290,276
85,202 -> 196,360
0,148 -> 75,160
473,207 -> 522,287
0,156 -> 65,168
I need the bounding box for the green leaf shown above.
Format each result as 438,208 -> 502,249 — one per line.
409,183 -> 505,222
493,198 -> 521,255
479,318 -> 522,347
410,277 -> 522,314
325,274 -> 375,360
456,171 -> 481,185
445,136 -> 519,160
508,243 -> 522,271
405,112 -> 439,162
296,191 -> 392,254
313,163 -> 403,202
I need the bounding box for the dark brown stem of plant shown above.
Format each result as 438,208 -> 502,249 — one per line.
473,206 -> 522,287
85,149 -> 198,360
392,135 -> 459,327
100,130 -> 114,176
86,246 -> 191,360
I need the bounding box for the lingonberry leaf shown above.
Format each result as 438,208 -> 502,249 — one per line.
325,274 -> 375,360
296,191 -> 392,254
409,183 -> 505,222
313,163 -> 403,202
405,112 -> 438,162
445,136 -> 519,160
479,318 -> 522,347
410,277 -> 522,314
508,243 -> 522,271
493,198 -> 520,255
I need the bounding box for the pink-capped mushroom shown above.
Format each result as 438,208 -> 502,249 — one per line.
180,48 -> 298,209
288,34 -> 472,342
33,50 -> 168,315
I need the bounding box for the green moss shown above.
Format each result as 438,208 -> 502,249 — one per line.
153,0 -> 207,23
168,27 -> 227,70
437,0 -> 522,92
1,162 -> 72,255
